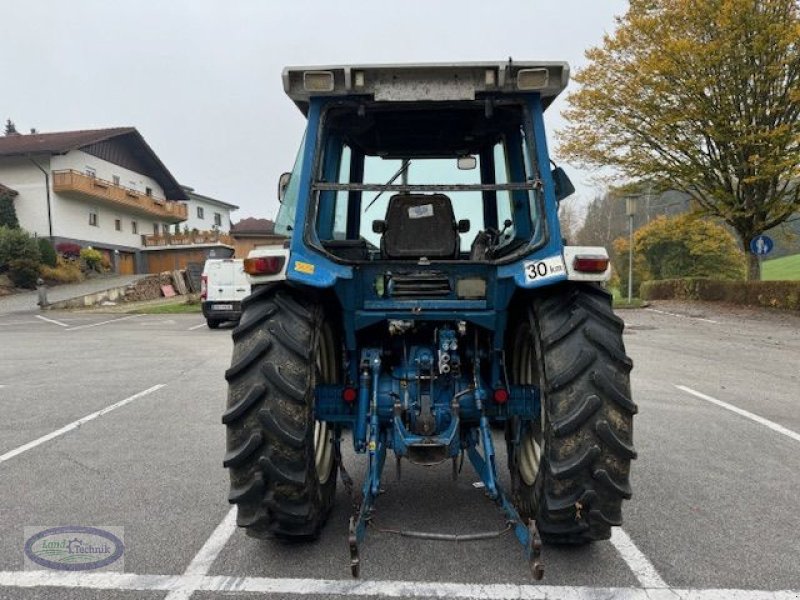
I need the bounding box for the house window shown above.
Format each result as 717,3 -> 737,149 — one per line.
89,211 -> 98,226
214,212 -> 222,227
131,221 -> 138,234
112,175 -> 120,186
153,223 -> 160,235
85,167 -> 96,178
115,219 -> 121,231
197,206 -> 204,219
145,187 -> 153,197
162,224 -> 169,234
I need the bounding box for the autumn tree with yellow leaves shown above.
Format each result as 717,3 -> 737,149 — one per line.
559,0 -> 800,280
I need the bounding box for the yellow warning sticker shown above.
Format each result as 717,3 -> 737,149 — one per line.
294,261 -> 315,275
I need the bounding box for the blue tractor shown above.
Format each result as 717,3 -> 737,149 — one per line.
223,61 -> 636,578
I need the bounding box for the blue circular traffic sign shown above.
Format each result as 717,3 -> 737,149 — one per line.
749,235 -> 773,256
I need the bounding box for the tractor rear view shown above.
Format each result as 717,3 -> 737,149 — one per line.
223,61 -> 636,578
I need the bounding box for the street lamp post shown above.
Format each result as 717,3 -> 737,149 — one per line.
625,196 -> 638,304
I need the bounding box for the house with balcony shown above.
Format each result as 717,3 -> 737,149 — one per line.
0,127 -> 189,274
180,185 -> 238,234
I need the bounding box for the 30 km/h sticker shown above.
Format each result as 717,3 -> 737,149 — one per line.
524,256 -> 566,283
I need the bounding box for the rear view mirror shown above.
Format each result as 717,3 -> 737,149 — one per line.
457,156 -> 477,170
457,219 -> 471,233
278,172 -> 291,203
372,220 -> 387,234
551,167 -> 575,202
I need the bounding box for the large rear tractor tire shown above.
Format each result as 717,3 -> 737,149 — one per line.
507,283 -> 637,543
223,286 -> 339,539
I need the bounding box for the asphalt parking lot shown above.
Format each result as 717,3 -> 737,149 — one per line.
0,304 -> 799,599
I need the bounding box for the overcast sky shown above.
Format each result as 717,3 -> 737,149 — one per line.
2,0 -> 628,222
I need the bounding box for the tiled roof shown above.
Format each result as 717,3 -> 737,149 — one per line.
0,127 -> 188,201
0,127 -> 135,156
231,217 -> 275,234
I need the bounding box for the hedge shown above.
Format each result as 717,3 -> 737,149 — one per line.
641,278 -> 800,311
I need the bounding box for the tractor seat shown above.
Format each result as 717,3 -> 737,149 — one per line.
374,194 -> 461,260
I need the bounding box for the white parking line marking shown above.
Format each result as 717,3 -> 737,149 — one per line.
187,322 -> 207,331
0,384 -> 165,464
65,315 -> 140,331
610,528 -> 668,589
0,571 -> 797,599
645,308 -> 718,324
164,507 -> 238,600
34,315 -> 69,327
676,385 -> 800,443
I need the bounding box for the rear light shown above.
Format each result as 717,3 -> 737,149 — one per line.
572,255 -> 610,273
342,387 -> 358,404
493,388 -> 509,404
244,256 -> 285,276
200,274 -> 207,300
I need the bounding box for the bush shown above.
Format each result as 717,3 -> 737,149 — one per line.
612,215 -> 745,295
0,194 -> 19,229
55,242 -> 82,259
37,238 -> 58,267
641,278 -> 800,311
39,258 -> 84,284
80,247 -> 103,272
0,226 -> 40,271
8,258 -> 40,289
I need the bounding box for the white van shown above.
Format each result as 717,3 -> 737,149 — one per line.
200,258 -> 251,329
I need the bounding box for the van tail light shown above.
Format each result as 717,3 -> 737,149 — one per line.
244,256 -> 285,276
200,275 -> 207,300
572,255 -> 610,273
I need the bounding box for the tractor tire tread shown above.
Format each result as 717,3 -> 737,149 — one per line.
224,285 -> 338,541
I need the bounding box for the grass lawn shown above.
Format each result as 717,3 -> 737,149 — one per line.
761,254 -> 800,281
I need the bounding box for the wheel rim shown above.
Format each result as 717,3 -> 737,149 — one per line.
314,324 -> 335,485
519,422 -> 542,486
516,325 -> 545,487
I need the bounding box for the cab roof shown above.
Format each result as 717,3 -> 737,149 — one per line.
282,61 -> 570,116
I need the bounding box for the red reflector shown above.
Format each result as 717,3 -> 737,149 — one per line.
493,388 -> 509,404
573,255 -> 609,273
342,387 -> 358,403
244,256 -> 285,275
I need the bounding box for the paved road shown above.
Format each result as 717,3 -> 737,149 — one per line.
0,275 -> 142,315
0,303 -> 798,599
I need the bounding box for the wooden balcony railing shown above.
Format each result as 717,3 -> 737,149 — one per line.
52,169 -> 188,222
141,231 -> 233,247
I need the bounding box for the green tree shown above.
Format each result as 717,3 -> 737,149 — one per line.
560,0 -> 800,280
0,193 -> 18,228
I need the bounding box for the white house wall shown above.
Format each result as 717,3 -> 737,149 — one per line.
0,156 -> 53,238
52,193 -> 164,249
183,198 -> 234,233
1,150 -> 181,249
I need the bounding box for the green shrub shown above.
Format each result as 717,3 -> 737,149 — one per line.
80,247 -> 103,272
641,278 -> 800,311
613,215 -> 745,295
37,237 -> 58,267
8,258 -> 40,289
0,226 -> 40,270
0,194 -> 19,229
